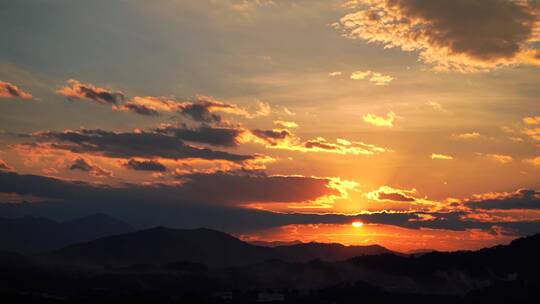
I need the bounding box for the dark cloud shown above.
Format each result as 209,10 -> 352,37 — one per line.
250,129 -> 293,146
0,170 -> 337,208
377,191 -> 416,202
69,158 -> 112,177
125,159 -> 167,172
56,80 -> 125,105
341,0 -> 540,71
0,170 -> 538,236
177,97 -> 248,123
0,81 -> 32,99
466,189 -> 540,210
176,171 -> 338,204
121,102 -> 160,116
179,102 -> 222,123
159,125 -> 244,147
30,128 -> 254,162
303,138 -> 340,151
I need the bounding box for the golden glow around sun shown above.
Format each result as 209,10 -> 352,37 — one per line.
352,221 -> 364,228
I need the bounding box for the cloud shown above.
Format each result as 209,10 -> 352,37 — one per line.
273,120 -> 298,129
69,157 -> 112,177
350,70 -> 394,85
0,159 -> 13,171
523,116 -> 540,125
329,71 -> 342,76
339,0 -> 540,72
452,132 -> 481,140
158,124 -> 246,147
27,128 -> 256,162
255,100 -> 271,116
124,159 -> 167,172
427,101 -> 447,112
250,129 -> 295,146
486,154 -> 513,164
523,127 -> 540,141
120,96 -> 178,116
1,168 -> 539,238
431,153 -> 453,160
366,186 -> 416,202
301,137 -> 387,155
0,81 -> 32,99
526,156 -> 540,167
56,79 -> 125,105
0,169 -> 342,207
247,128 -> 388,155
362,111 -> 396,127
177,96 -> 250,123
466,189 -> 540,210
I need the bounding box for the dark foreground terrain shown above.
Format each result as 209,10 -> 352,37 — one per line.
0,216 -> 539,303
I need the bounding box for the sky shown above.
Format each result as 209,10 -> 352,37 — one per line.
0,0 -> 539,252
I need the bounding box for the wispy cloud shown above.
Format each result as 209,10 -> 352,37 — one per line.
350,70 -> 393,85
431,153 -> 454,160
452,132 -> 481,140
486,154 -> 513,164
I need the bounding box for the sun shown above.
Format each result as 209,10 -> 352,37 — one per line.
352,221 -> 363,228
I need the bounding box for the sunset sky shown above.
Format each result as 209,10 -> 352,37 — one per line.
1,0 -> 539,252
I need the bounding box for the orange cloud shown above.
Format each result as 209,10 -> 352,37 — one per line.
526,156 -> 540,167
427,101 -> 447,112
69,157 -> 112,178
0,81 -> 32,99
523,116 -> 540,125
273,120 -> 298,129
486,154 -> 513,164
350,70 -> 393,85
362,111 -> 396,127
431,153 -> 453,160
0,159 -> 14,171
523,127 -> 540,141
452,132 -> 481,140
56,79 -> 125,105
116,96 -> 178,116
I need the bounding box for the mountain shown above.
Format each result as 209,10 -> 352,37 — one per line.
44,227 -> 277,268
2,231 -> 540,302
0,213 -> 133,254
274,242 -> 393,262
44,227 -> 394,268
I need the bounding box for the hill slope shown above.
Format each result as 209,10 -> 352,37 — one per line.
0,213 -> 133,253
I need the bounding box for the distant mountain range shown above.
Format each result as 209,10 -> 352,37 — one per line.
0,213 -> 134,253
0,214 -> 539,302
44,226 -> 392,268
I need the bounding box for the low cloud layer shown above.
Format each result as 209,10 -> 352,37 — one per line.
0,170 -> 539,237
466,189 -> 540,210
